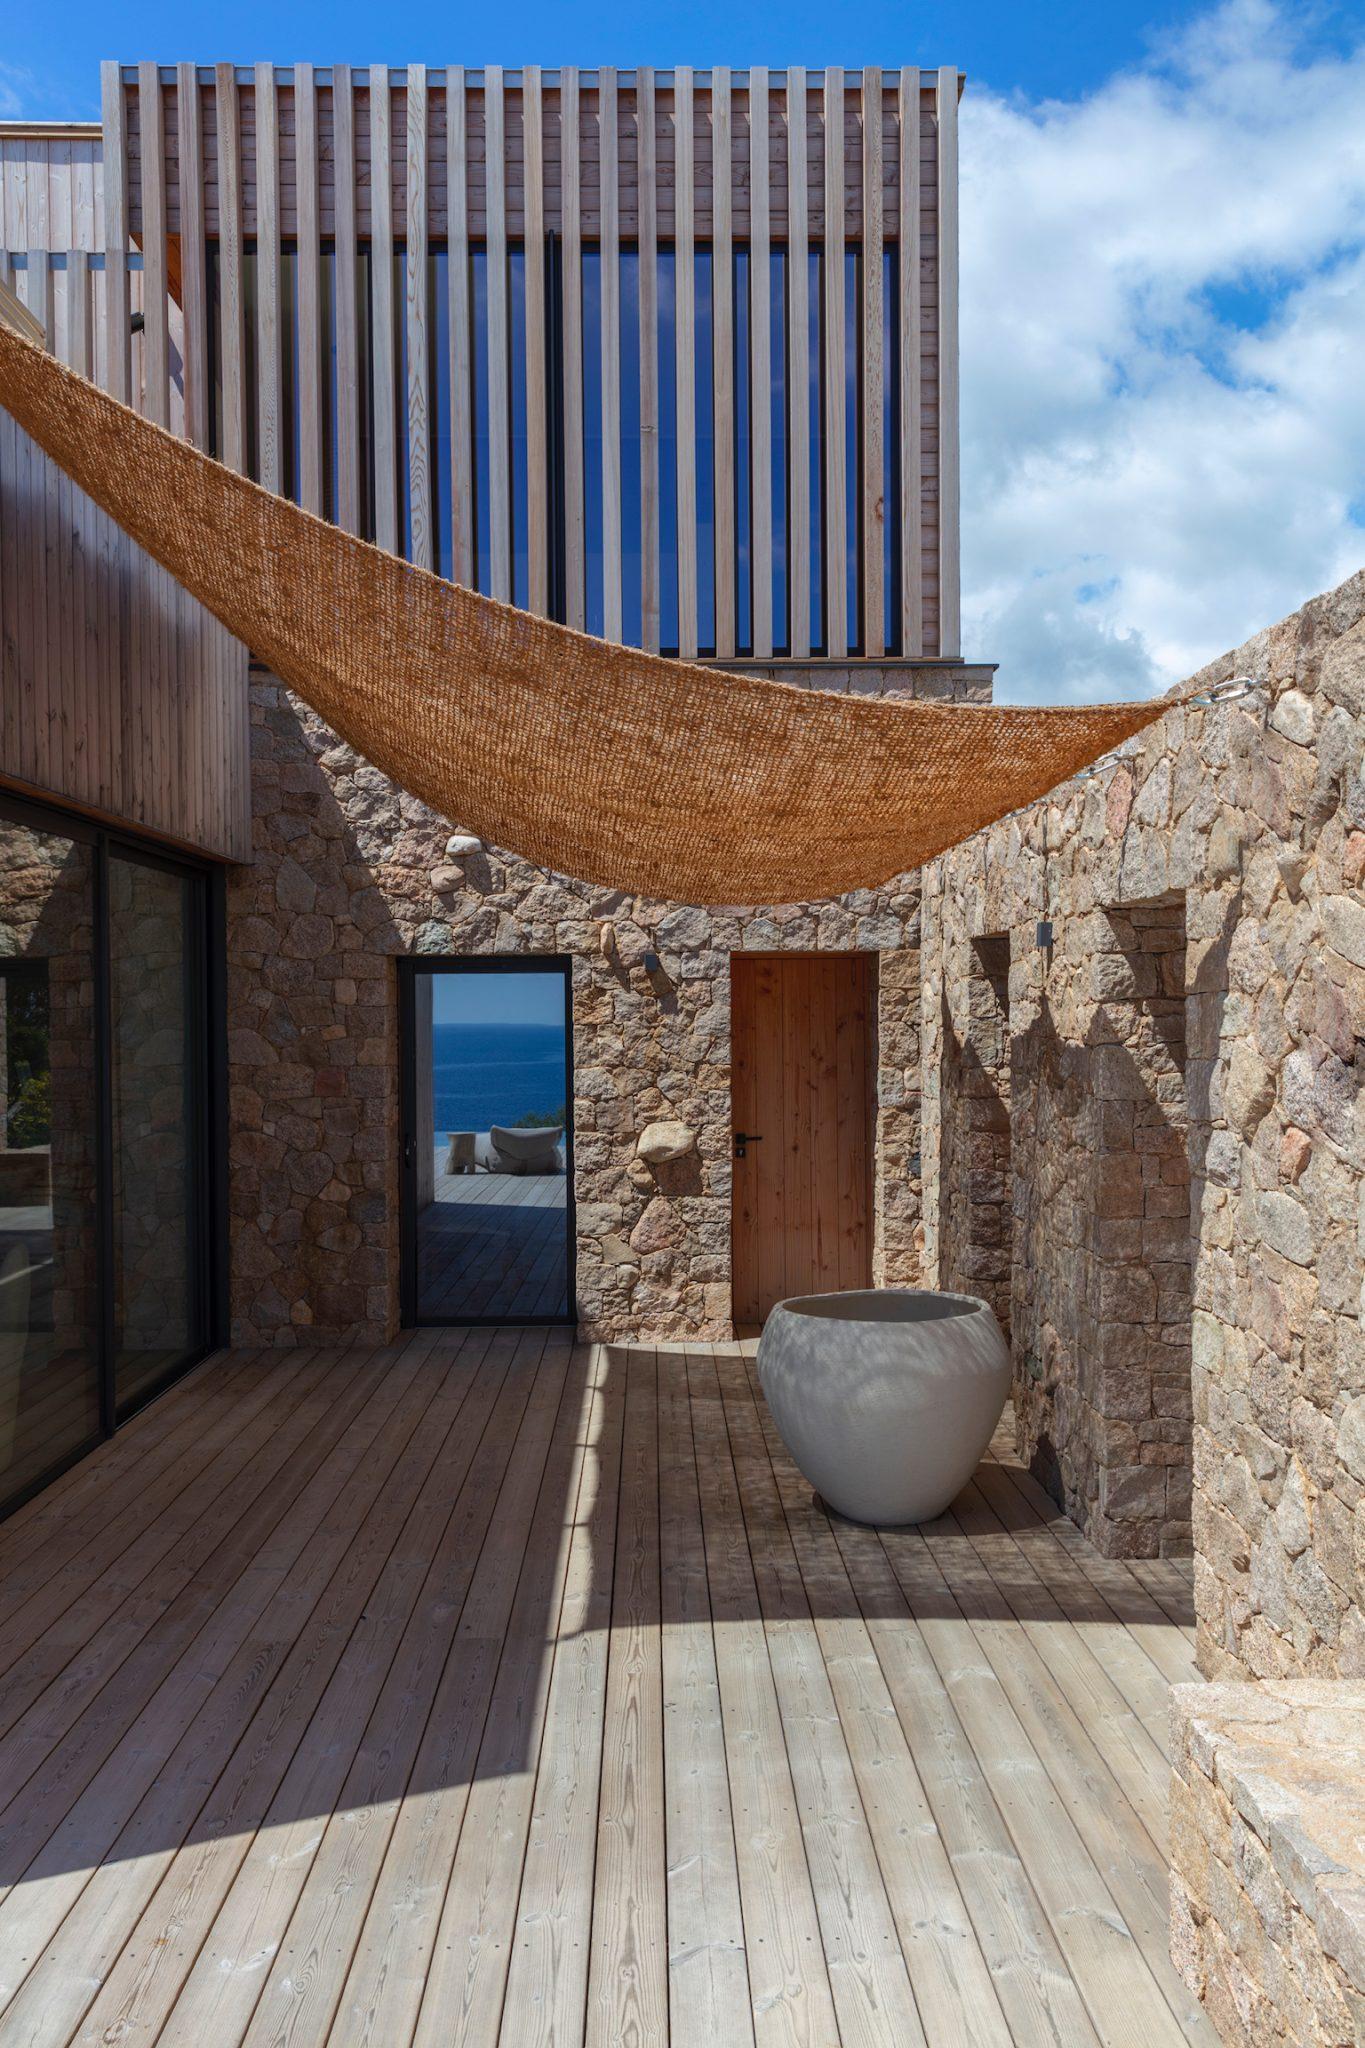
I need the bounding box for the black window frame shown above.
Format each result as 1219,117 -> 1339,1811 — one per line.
0,787 -> 229,1519
397,954 -> 576,1329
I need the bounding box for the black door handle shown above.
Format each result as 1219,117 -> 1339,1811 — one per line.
734,1131 -> 764,1158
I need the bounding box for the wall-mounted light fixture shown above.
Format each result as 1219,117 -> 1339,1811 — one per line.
1036,919 -> 1054,950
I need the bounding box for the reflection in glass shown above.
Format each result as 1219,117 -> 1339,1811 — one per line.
109,855 -> 205,1417
0,819 -> 100,1507
413,966 -> 571,1322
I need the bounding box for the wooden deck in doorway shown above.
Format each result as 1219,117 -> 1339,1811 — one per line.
0,1329 -> 1215,2047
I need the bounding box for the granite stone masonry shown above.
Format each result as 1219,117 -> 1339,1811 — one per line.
1170,1681 -> 1365,2047
225,662 -> 993,1350
922,569 -> 1365,1655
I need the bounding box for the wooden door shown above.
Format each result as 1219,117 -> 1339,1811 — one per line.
730,952 -> 873,1325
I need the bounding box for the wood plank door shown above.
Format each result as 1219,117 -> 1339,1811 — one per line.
731,952 -> 873,1325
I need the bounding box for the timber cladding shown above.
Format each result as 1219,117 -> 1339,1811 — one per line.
102,62 -> 960,663
0,415 -> 250,862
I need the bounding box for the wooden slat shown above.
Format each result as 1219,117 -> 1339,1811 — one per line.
861,65 -> 885,658
637,67 -> 661,653
523,67 -> 548,614
407,65 -> 433,569
936,66 -> 961,657
295,63 -> 323,511
822,66 -> 848,658
599,68 -> 622,643
176,63 -> 209,452
561,67 -> 585,629
370,65 -> 398,553
100,63 -> 130,405
710,68 -> 735,659
253,62 -> 282,493
213,63 -> 245,472
749,67 -> 773,659
486,66 -> 511,599
333,65 -> 361,533
586,1348 -> 668,2043
66,249 -> 91,376
447,68 -> 474,584
655,1350 -> 752,2042
686,1348 -> 842,2046
674,67 -> 697,659
136,66 -> 170,426
501,1346 -> 623,2046
898,67 -> 923,656
786,68 -> 810,659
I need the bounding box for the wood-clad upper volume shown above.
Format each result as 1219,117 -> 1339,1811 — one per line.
3,65 -> 963,661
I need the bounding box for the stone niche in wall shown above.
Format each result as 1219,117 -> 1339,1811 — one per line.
937,932 -> 1013,1331
1086,895 -> 1193,1550
1013,891 -> 1194,1559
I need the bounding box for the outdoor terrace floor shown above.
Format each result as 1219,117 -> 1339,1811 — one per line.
0,1329 -> 1215,2047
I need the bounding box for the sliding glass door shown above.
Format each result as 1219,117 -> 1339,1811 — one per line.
0,810 -> 102,1504
400,958 -> 574,1325
0,794 -> 221,1515
108,849 -> 211,1418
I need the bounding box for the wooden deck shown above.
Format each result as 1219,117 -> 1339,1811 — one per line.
417,1171 -> 569,1320
0,1329 -> 1215,2047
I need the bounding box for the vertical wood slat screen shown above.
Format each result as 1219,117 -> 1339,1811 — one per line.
294,62 -> 323,512
103,63 -> 960,658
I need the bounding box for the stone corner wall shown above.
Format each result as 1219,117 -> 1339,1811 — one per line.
921,564 -> 1365,1662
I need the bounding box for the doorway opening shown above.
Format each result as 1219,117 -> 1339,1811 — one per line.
400,958 -> 574,1325
730,952 -> 874,1327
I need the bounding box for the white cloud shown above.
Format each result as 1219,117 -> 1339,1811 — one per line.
0,64 -> 43,121
960,0 -> 1365,701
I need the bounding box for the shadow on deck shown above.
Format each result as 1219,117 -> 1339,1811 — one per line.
0,1329 -> 1212,2046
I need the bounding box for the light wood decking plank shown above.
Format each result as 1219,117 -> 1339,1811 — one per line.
15,1333 -> 499,2048
499,1342 -> 626,2046
0,1343 -> 433,2021
585,1346 -> 668,2043
0,1337 -> 1216,2048
323,1334 -> 575,2045
719,1350 -> 1012,2048
66,1334 -> 525,2048
747,1349 -> 1103,2048
709,1349 -> 929,2048
685,1348 -> 841,2048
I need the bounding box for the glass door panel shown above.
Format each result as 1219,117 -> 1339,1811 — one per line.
108,852 -> 209,1417
0,815 -> 101,1505
406,961 -> 573,1323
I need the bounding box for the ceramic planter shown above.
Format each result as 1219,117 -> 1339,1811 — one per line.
757,1287 -> 1012,1525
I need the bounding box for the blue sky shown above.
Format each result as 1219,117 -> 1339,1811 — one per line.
431,970 -> 565,1028
4,0 -> 1365,700
0,0 -> 1337,117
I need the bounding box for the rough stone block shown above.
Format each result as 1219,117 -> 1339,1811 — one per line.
1171,1680 -> 1365,2047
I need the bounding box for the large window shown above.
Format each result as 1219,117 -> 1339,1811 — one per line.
208,235 -> 900,657
0,794 -> 223,1516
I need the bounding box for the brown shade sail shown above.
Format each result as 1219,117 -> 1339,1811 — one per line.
0,324 -> 1169,905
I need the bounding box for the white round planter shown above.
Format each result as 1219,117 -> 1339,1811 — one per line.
757,1288 -> 1011,1526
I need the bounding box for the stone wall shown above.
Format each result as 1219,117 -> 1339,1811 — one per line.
1171,1680 -> 1365,2046
933,931 -> 1013,1327
225,661 -> 993,1349
923,569 -> 1365,1666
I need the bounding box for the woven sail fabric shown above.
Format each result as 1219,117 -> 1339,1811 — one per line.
0,324 -> 1168,905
